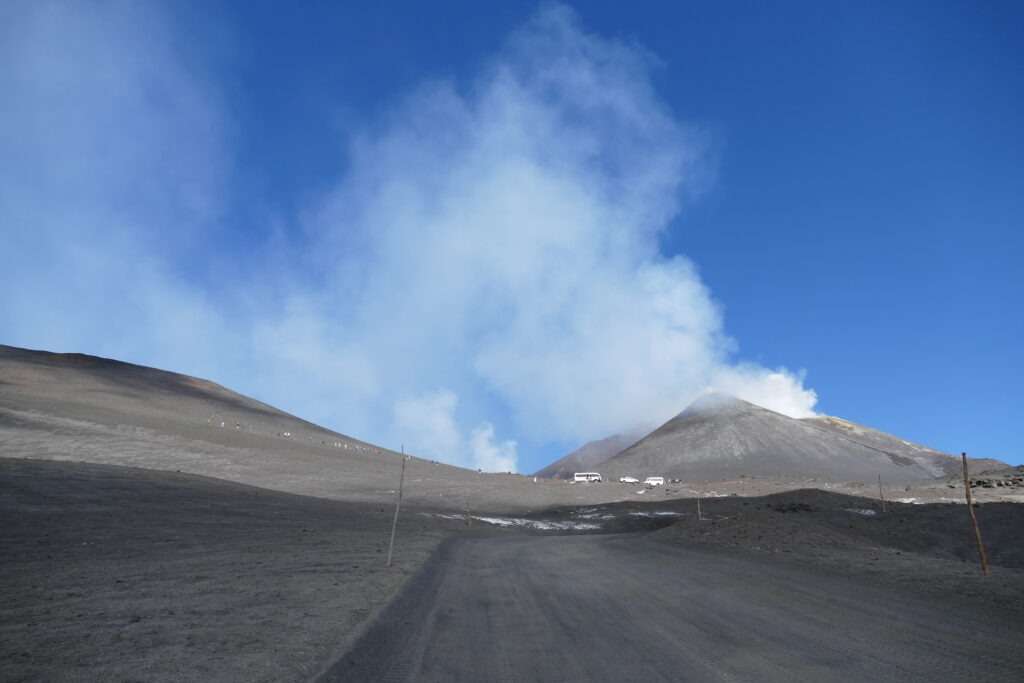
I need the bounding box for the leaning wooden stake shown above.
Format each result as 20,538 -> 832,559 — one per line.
386,446 -> 407,568
878,474 -> 887,513
961,452 -> 989,576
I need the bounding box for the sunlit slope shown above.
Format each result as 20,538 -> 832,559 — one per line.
801,415 -> 1004,478
0,345 -> 645,511
0,345 -> 470,503
0,345 -> 360,444
599,393 -> 992,484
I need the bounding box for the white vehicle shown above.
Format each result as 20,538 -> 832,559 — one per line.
619,476 -> 639,484
573,472 -> 603,483
644,476 -> 665,487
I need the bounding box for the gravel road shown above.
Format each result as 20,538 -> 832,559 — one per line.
323,533 -> 1024,682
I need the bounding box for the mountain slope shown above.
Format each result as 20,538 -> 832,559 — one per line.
600,393 -> 967,484
0,344 -> 360,444
4,345 -> 673,511
534,432 -> 641,479
0,345 -> 477,504
801,415 -> 1005,478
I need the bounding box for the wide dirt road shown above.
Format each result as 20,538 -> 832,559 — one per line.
322,534 -> 1024,682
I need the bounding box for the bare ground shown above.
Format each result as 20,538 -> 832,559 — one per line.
3,344 -> 1019,514
0,458 -> 445,682
3,346 -> 1023,680
4,458 -> 1024,682
648,489 -> 1024,610
327,534 -> 1024,682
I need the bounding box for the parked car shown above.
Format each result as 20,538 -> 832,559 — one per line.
644,476 -> 665,487
573,472 -> 603,483
619,476 -> 639,484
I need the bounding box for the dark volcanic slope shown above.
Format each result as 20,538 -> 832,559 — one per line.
0,344 -> 363,446
534,432 -> 640,479
0,345 -> 640,510
0,457 -> 443,682
802,415 -> 1005,477
601,394 -> 952,484
0,345 -> 477,505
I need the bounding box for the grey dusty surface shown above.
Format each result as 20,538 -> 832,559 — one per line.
326,534 -> 1024,683
599,393 -> 1006,485
0,458 -> 445,683
4,344 -> 1024,682
2,345 -> 1016,511
0,344 -> 720,512
802,414 -> 1006,478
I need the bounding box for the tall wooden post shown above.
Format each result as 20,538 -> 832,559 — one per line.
961,452 -> 989,576
878,474 -> 887,513
386,446 -> 407,568
697,494 -> 704,521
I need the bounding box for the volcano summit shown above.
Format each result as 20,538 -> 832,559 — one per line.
553,393 -> 998,484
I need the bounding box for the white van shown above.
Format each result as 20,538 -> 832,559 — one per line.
573,472 -> 603,483
644,476 -> 665,486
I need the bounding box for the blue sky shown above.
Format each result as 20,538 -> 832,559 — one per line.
2,1 -> 1020,469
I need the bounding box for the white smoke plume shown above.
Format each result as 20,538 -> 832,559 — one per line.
0,3 -> 818,473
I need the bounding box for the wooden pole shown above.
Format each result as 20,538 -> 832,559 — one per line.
961,452 -> 989,576
697,494 -> 703,521
386,446 -> 407,568
878,474 -> 887,513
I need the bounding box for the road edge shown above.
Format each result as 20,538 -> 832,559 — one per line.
308,534 -> 462,682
